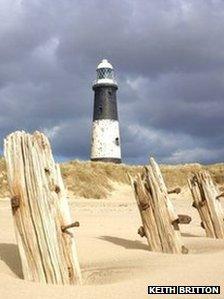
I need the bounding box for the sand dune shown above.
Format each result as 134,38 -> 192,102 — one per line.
0,184 -> 224,298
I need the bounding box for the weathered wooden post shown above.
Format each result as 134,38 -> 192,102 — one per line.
128,157 -> 187,254
188,170 -> 224,239
4,131 -> 82,284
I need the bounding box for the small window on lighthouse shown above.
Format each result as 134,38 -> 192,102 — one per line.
98,106 -> 102,114
115,137 -> 119,146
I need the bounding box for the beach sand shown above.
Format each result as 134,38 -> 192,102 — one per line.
0,183 -> 223,299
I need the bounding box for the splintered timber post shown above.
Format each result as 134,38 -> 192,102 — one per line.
128,157 -> 187,254
4,131 -> 82,284
188,171 -> 224,239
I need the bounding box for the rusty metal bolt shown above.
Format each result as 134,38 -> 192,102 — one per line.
138,226 -> 146,238
11,195 -> 20,214
178,214 -> 192,224
201,221 -> 205,229
61,222 -> 80,238
168,187 -> 181,194
216,192 -> 224,200
172,218 -> 180,230
61,222 -> 80,232
44,168 -> 50,175
141,203 -> 150,211
55,185 -> 60,194
181,245 -> 189,254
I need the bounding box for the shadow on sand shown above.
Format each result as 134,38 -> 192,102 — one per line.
98,236 -> 149,251
0,243 -> 23,278
181,232 -> 203,238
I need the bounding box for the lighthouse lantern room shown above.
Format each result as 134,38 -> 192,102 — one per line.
90,59 -> 122,163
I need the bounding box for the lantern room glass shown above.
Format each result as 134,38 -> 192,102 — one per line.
97,68 -> 114,80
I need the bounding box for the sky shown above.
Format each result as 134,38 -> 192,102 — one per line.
0,0 -> 224,165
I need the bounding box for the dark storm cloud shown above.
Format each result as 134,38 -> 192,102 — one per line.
0,0 -> 224,164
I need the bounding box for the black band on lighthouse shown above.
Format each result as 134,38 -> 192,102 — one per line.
93,85 -> 118,120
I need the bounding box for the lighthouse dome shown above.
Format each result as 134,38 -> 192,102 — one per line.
93,59 -> 117,87
97,59 -> 113,70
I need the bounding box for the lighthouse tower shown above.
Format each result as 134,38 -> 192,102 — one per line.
90,59 -> 121,163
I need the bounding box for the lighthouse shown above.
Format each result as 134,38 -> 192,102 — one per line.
90,59 -> 121,163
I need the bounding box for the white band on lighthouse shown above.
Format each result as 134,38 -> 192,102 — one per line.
91,119 -> 121,159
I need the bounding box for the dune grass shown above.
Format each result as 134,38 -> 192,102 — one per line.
60,160 -> 143,199
0,157 -> 224,199
0,158 -> 9,198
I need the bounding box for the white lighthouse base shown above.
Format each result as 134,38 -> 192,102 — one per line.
91,119 -> 121,163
